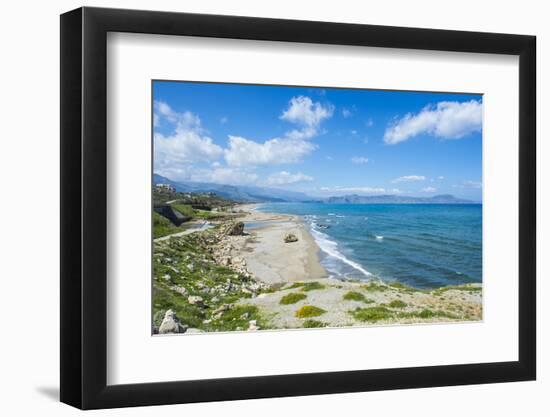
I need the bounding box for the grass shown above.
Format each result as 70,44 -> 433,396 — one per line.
152,230 -> 273,332
280,292 -> 307,305
342,291 -> 375,304
387,299 -> 408,308
206,304 -> 268,331
287,281 -> 325,291
432,284 -> 482,296
153,212 -> 182,239
172,203 -> 224,220
361,281 -> 390,292
303,319 -> 327,328
398,309 -> 458,320
350,306 -> 393,322
295,305 -> 326,318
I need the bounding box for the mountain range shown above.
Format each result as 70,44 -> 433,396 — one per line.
153,173 -> 476,204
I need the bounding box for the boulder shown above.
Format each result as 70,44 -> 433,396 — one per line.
224,221 -> 245,236
248,320 -> 260,331
158,310 -> 188,334
187,295 -> 204,306
284,233 -> 299,243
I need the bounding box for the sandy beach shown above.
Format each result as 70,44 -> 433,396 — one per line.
153,203 -> 483,334
230,204 -> 327,284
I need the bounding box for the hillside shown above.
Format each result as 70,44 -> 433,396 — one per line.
326,194 -> 476,204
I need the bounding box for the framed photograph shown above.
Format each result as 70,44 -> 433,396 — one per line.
60,6 -> 536,409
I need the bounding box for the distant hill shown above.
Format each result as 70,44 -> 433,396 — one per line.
153,174 -> 477,204
325,194 -> 476,204
153,173 -> 317,203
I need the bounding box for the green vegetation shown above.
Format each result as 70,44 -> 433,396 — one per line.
295,305 -> 326,318
350,305 -> 459,323
303,319 -> 327,328
172,203 -> 224,220
280,292 -> 307,305
153,229 -> 272,332
398,309 -> 458,320
361,281 -> 390,292
206,304 -> 268,331
342,291 -> 374,304
153,212 -> 183,239
432,284 -> 482,296
350,306 -> 393,322
287,281 -> 325,291
387,299 -> 408,308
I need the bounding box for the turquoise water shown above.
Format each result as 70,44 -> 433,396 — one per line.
257,203 -> 482,289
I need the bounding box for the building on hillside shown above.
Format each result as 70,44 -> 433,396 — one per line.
155,183 -> 175,193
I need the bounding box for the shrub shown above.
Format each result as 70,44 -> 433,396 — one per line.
350,306 -> 393,322
388,299 -> 407,308
361,281 -> 390,292
295,305 -> 326,318
343,291 -> 364,301
303,319 -> 327,328
280,292 -> 307,305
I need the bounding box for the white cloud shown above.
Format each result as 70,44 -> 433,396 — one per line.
437,176 -> 445,180
224,135 -> 316,167
191,167 -> 258,185
366,118 -> 374,127
267,171 -> 313,186
351,156 -> 369,164
342,108 -> 352,118
391,175 -> 426,183
350,129 -> 358,135
280,96 -> 333,128
154,102 -> 223,175
225,96 -> 332,167
384,100 -> 482,144
421,187 -> 437,193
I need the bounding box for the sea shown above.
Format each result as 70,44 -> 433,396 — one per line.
256,203 -> 482,289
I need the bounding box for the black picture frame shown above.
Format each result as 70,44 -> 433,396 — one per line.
60,6 -> 536,410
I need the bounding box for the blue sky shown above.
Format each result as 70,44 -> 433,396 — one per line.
153,81 -> 482,201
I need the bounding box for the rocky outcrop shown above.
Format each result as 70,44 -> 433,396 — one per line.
159,310 -> 188,334
284,233 -> 298,243
223,221 -> 245,236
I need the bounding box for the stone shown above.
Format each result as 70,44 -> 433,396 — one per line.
224,221 -> 245,236
159,310 -> 188,334
248,320 -> 260,331
284,233 -> 299,243
187,295 -> 204,306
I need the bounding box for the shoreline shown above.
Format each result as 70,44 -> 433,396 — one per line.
230,204 -> 328,284
153,203 -> 483,333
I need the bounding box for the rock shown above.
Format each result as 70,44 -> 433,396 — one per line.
187,295 -> 204,306
186,263 -> 195,271
170,285 -> 187,296
284,233 -> 299,243
159,310 -> 188,334
239,312 -> 250,320
224,221 -> 245,236
162,274 -> 171,281
248,320 -> 260,331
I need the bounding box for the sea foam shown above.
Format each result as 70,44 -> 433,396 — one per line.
309,223 -> 372,278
